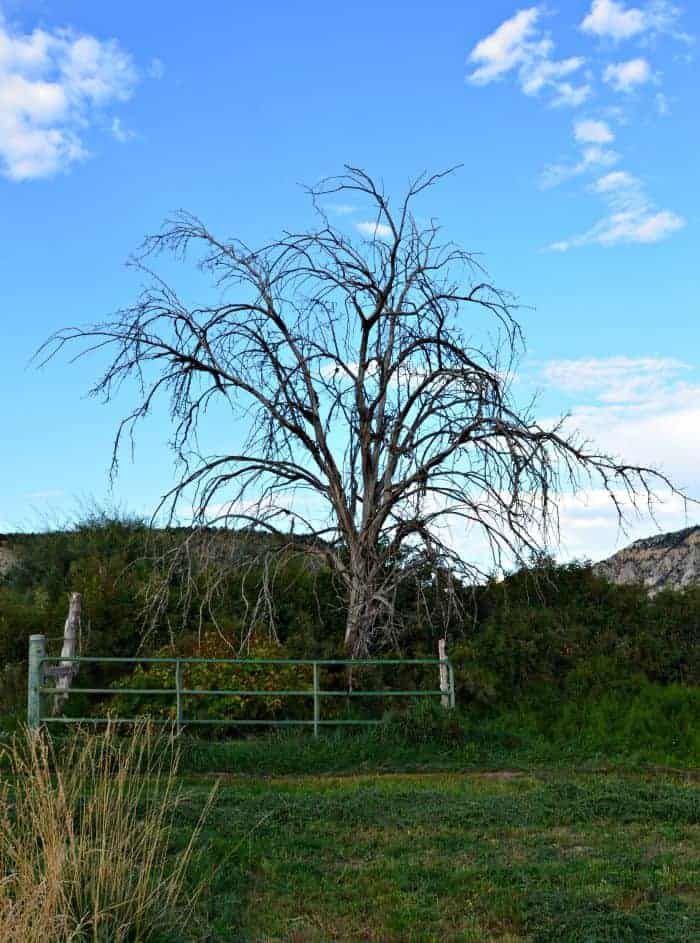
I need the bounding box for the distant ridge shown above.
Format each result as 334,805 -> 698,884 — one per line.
595,525 -> 700,594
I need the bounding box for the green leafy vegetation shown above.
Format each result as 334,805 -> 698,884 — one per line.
1,516 -> 699,762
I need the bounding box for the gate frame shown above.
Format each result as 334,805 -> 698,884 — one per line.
27,635 -> 456,735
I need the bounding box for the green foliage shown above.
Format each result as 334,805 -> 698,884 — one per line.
103,633 -> 312,726
447,559 -> 700,707
3,519 -> 700,765
505,677 -> 700,762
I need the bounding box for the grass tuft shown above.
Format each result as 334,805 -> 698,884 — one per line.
0,722 -> 216,943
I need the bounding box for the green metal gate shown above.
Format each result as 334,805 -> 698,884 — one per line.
27,634 -> 455,735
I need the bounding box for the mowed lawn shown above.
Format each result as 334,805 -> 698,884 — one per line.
175,767 -> 700,942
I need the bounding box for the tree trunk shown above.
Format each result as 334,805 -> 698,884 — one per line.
344,572 -> 380,657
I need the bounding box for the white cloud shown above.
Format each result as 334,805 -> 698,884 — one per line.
574,118 -> 615,144
327,203 -> 356,216
553,488 -> 690,563
580,1 -> 688,43
467,7 -> 545,84
581,145 -> 619,167
470,4 -> 692,255
592,168 -> 638,191
356,221 -> 393,239
520,55 -> 587,95
549,80 -> 592,107
581,0 -> 647,41
540,356 -> 700,489
655,91 -> 670,114
467,7 -> 589,107
541,355 -> 691,402
603,57 -> 653,91
548,167 -> 684,249
0,13 -> 138,180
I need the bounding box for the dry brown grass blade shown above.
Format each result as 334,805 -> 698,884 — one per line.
0,721 -> 217,943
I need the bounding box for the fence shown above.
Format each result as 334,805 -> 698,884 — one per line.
27,634 -> 456,735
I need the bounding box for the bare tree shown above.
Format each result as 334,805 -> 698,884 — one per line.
41,167 -> 683,656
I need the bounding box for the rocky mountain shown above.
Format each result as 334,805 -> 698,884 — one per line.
595,525 -> 700,594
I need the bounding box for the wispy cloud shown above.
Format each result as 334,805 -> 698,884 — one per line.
523,351 -> 699,560
467,6 -> 590,107
467,7 -> 544,84
539,353 -> 700,504
540,119 -> 619,188
110,116 -> 134,142
326,203 -> 356,216
655,91 -> 671,114
603,57 -> 653,91
468,4 -> 690,251
540,145 -> 619,189
541,355 -> 691,402
548,168 -> 685,249
0,12 -> 139,180
356,221 -> 392,239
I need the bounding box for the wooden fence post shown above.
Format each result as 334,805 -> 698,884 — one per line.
52,592 -> 81,716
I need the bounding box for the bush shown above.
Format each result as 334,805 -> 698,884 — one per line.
102,634 -> 313,728
490,678 -> 700,765
447,561 -> 700,707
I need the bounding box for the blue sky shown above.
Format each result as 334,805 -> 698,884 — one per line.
1,0 -> 698,561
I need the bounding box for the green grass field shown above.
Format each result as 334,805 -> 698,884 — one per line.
168,743 -> 699,942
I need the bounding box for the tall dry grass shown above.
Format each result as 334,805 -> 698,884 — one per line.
0,722 -> 215,942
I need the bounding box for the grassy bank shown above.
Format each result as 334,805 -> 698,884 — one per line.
175,689 -> 700,776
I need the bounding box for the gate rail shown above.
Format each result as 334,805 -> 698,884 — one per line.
27,634 -> 455,735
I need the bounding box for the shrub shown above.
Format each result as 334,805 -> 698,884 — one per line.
102,634 -> 313,728
491,678 -> 700,764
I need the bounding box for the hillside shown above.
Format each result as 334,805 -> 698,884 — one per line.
595,525 -> 700,594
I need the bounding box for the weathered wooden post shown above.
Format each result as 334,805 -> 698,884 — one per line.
438,638 -> 451,710
27,633 -> 47,729
52,592 -> 81,716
